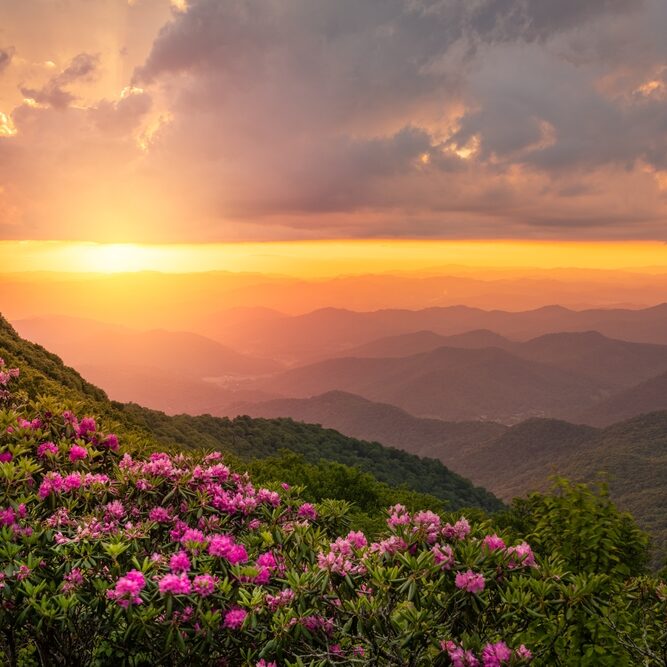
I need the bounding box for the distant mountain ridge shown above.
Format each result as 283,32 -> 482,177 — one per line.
211,302 -> 667,362
260,344 -> 609,423
0,314 -> 500,512
231,390 -> 507,459
13,315 -> 281,377
577,371 -> 667,426
344,329 -> 667,389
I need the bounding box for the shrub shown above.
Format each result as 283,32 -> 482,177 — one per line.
0,361 -> 665,666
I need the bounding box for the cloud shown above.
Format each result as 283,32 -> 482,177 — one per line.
90,87 -> 152,135
0,47 -> 14,73
121,0 -> 667,239
1,0 -> 667,241
20,52 -> 99,108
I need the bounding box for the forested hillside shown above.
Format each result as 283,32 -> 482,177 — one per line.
0,315 -> 500,513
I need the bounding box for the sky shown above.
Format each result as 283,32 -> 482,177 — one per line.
1,0 -> 666,253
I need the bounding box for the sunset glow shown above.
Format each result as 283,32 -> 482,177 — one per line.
3,240 -> 667,277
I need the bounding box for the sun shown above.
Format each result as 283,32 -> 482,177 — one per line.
76,243 -> 154,273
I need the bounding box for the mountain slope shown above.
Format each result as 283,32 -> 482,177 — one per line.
344,329 -> 513,357
342,329 -> 667,389
512,331 -> 667,388
13,315 -> 281,377
0,314 -> 501,512
261,346 -> 608,423
231,390 -> 507,459
452,415 -> 667,566
577,371 -> 667,426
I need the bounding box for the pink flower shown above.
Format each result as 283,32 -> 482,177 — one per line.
266,589 -> 295,611
37,442 -> 59,458
455,569 -> 485,594
223,607 -> 247,629
62,568 -> 84,593
208,534 -> 247,564
63,473 -> 82,491
441,641 -> 480,667
0,507 -> 16,527
443,517 -> 471,541
193,573 -> 217,596
432,544 -> 454,569
158,572 -> 191,595
483,534 -> 506,552
481,642 -> 512,666
148,507 -> 171,523
256,660 -> 277,667
169,550 -> 191,574
297,503 -> 317,520
105,500 -> 125,520
346,531 -> 368,549
0,451 -> 12,463
506,542 -> 536,569
515,645 -> 532,661
180,528 -> 207,550
107,569 -> 145,608
69,445 -> 88,462
103,434 -> 119,451
76,417 -> 97,438
387,504 -> 411,529
227,544 -> 248,565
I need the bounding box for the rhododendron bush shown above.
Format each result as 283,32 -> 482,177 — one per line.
0,363 -> 666,666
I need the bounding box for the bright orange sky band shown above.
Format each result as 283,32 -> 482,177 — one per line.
2,240 -> 667,277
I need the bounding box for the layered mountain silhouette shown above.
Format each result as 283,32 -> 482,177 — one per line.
211,303 -> 667,363
231,390 -> 507,459
14,316 -> 281,377
577,371 -> 667,427
346,329 -> 667,388
260,345 -> 612,422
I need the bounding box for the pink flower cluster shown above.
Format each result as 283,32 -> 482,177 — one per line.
169,550 -> 191,573
0,359 -> 20,387
455,569 -> 486,594
38,471 -> 110,498
265,588 -> 295,611
37,441 -> 59,458
159,572 -> 191,595
317,531 -> 368,576
208,534 -> 248,564
432,543 -> 455,569
192,573 -> 217,596
442,640 -> 532,667
507,542 -> 536,569
297,502 -> 317,520
107,569 -> 146,608
223,607 -> 247,629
